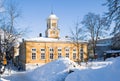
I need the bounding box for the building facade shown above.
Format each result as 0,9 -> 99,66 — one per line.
96,38 -> 112,58
19,13 -> 88,70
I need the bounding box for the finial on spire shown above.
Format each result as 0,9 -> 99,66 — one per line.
51,5 -> 54,14
51,10 -> 53,14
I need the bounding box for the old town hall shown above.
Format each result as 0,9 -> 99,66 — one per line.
19,13 -> 88,70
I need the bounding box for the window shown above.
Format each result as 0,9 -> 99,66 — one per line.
49,48 -> 54,59
31,48 -> 36,60
50,53 -> 54,59
73,48 -> 76,59
32,53 -> 36,60
80,48 -> 84,61
52,23 -> 56,27
58,48 -> 62,51
41,49 -> 45,51
73,53 -> 76,59
58,53 -> 62,58
32,48 -> 36,52
53,31 -> 56,34
65,48 -> 69,51
65,48 -> 69,58
40,48 -> 45,59
41,53 -> 45,59
80,48 -> 83,55
66,53 -> 69,58
73,49 -> 76,52
58,48 -> 62,58
50,48 -> 54,52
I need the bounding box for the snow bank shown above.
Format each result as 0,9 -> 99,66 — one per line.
27,58 -> 79,81
0,78 -> 10,81
65,57 -> 120,81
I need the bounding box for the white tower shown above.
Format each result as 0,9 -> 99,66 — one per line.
45,13 -> 60,38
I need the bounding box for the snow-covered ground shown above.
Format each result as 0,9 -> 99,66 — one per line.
0,57 -> 120,81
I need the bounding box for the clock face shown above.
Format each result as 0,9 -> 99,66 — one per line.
50,31 -> 56,35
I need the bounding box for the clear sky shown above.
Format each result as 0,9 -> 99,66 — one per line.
11,0 -> 107,38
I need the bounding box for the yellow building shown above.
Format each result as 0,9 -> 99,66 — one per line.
19,13 -> 88,70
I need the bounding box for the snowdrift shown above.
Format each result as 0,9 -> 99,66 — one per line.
65,57 -> 120,81
0,78 -> 10,81
27,58 -> 79,81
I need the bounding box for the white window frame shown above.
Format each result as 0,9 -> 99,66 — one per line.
41,53 -> 45,59
73,53 -> 76,59
80,48 -> 84,60
66,53 -> 69,58
49,47 -> 54,59
41,48 -> 45,52
31,48 -> 37,60
58,48 -> 62,58
58,48 -> 62,52
32,48 -> 36,52
58,53 -> 62,58
50,48 -> 54,52
65,48 -> 69,52
32,53 -> 36,60
50,53 -> 54,59
73,48 -> 76,59
65,48 -> 69,58
40,48 -> 45,59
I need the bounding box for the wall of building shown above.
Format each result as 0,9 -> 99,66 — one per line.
19,41 -> 88,70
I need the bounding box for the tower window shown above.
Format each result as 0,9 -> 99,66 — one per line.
52,23 -> 56,27
53,31 -> 55,34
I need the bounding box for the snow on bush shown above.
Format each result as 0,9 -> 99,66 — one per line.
65,57 -> 120,81
27,58 -> 79,81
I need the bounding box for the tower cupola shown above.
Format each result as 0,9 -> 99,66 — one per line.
45,13 -> 60,38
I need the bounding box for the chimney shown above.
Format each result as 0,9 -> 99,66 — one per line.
39,33 -> 42,37
22,38 -> 24,42
65,36 -> 68,38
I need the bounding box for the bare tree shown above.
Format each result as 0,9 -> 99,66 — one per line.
81,12 -> 107,58
112,32 -> 120,49
70,20 -> 85,64
0,0 -> 23,63
104,0 -> 120,34
104,0 -> 120,50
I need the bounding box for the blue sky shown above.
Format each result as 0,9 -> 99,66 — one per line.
12,0 -> 107,38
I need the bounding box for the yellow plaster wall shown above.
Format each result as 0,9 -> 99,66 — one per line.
22,41 -> 88,64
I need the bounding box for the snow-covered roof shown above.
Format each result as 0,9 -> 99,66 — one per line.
24,37 -> 87,43
48,14 -> 58,19
104,50 -> 120,54
96,44 -> 111,46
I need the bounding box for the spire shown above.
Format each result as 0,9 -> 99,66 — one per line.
51,10 -> 53,14
51,6 -> 54,14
